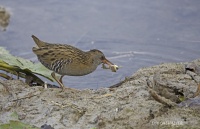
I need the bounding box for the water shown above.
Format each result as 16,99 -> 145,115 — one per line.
0,0 -> 200,89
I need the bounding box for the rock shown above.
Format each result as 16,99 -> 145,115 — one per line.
41,124 -> 54,129
0,6 -> 10,31
0,59 -> 200,128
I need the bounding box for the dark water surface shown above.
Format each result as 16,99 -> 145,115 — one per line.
1,0 -> 200,89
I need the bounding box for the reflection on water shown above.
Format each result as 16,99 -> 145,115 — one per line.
0,0 -> 200,89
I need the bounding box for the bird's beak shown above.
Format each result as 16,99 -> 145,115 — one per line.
102,58 -> 114,66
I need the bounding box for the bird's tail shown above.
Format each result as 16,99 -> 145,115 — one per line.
31,35 -> 46,48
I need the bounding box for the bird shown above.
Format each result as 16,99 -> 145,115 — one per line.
31,35 -> 114,90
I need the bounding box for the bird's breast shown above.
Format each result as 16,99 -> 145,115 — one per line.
57,62 -> 98,76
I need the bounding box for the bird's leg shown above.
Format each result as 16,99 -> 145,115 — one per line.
51,72 -> 65,90
59,75 -> 64,84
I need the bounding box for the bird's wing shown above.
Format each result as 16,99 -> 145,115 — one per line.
32,44 -> 86,65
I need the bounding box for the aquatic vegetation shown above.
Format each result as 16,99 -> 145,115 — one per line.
0,47 -> 54,86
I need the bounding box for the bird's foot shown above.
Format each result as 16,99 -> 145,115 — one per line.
58,86 -> 79,93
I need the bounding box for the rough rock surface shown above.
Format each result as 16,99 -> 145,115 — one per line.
0,59 -> 200,129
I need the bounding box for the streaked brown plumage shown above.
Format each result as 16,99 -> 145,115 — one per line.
32,35 -> 114,90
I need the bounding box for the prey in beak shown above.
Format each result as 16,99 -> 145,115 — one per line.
101,57 -> 119,72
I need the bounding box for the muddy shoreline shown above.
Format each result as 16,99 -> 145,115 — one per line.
0,59 -> 200,129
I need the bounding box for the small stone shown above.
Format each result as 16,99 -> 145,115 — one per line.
41,124 -> 54,129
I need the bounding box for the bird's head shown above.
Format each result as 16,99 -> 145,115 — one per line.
89,49 -> 114,66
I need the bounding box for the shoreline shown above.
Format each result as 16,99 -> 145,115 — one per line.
0,59 -> 200,129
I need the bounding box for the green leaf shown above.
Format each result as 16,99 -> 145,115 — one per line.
0,47 -> 54,83
10,111 -> 19,120
0,120 -> 39,129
